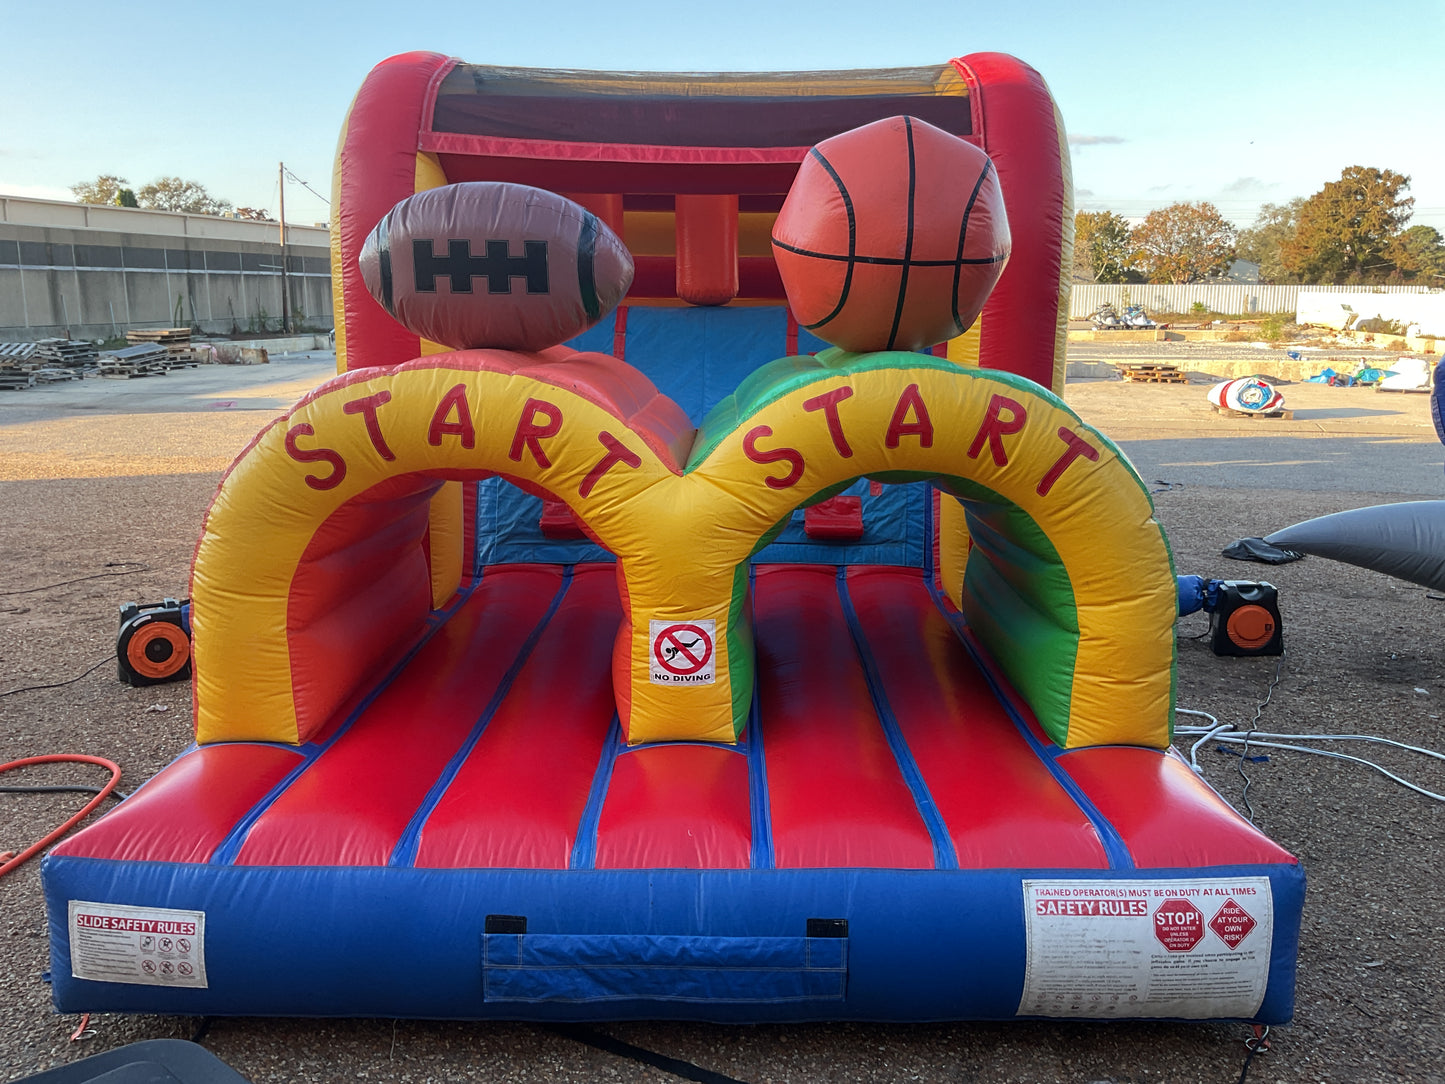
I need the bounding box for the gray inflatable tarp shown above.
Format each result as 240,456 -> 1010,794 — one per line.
1266,500 -> 1445,591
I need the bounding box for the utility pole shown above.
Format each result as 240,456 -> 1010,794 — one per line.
278,161 -> 292,334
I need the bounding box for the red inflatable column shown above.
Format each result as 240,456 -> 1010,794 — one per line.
951,53 -> 1070,393
332,51 -> 455,372
675,194 -> 739,306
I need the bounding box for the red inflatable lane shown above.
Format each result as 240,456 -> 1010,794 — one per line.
754,565 -> 935,870
414,566 -> 621,869
597,745 -> 752,870
50,745 -> 305,865
1059,747 -> 1295,869
235,567 -> 565,867
844,567 -> 1109,870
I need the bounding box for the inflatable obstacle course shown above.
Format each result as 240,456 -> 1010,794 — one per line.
43,52 -> 1303,1024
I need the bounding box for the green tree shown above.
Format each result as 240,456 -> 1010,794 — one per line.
113,188 -> 139,208
1129,201 -> 1236,284
1281,166 -> 1413,283
137,177 -> 233,216
1386,224 -> 1445,284
71,174 -> 131,205
1073,210 -> 1133,283
1236,198 -> 1304,283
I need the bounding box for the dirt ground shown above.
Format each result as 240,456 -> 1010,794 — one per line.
2,359 -> 1444,1083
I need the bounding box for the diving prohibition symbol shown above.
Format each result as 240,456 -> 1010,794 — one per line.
649,619 -> 716,685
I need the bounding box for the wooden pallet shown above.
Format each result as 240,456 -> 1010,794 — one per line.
31,367 -> 79,384
1212,405 -> 1293,420
127,328 -> 191,345
1119,363 -> 1188,384
0,370 -> 31,390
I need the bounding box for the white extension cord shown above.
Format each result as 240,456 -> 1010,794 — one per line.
1176,707 -> 1445,803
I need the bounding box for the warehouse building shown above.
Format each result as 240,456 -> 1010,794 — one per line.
0,195 -> 332,341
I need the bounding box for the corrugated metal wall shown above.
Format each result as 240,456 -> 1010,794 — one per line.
1069,283 -> 1437,318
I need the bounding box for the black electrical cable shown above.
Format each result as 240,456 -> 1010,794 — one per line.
1238,1043 -> 1260,1084
1236,652 -> 1286,825
190,1017 -> 214,1044
0,563 -> 149,597
0,657 -> 111,698
547,1024 -> 751,1084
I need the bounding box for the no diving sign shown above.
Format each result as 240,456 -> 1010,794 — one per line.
649,619 -> 716,685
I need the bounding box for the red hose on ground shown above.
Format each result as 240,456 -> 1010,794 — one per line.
0,755 -> 122,877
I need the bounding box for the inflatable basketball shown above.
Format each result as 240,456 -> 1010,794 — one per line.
359,182 -> 634,352
771,115 -> 1010,353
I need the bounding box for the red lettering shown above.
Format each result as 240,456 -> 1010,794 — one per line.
428,384 -> 475,449
885,384 -> 934,448
342,390 -> 395,461
579,431 -> 642,498
803,385 -> 855,457
284,423 -> 346,490
509,398 -> 564,467
1036,426 -> 1101,496
967,394 -> 1027,466
742,425 -> 805,489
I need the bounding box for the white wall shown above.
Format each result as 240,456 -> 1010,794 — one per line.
1295,291 -> 1445,336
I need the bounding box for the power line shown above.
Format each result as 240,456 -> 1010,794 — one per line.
282,166 -> 330,207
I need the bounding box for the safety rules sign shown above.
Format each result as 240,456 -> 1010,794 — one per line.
649,619 -> 716,685
1017,877 -> 1273,1019
69,900 -> 208,988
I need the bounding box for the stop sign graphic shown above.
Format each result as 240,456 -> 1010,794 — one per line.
1153,897 -> 1205,952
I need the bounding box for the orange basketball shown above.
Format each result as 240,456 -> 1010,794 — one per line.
772,115 -> 1011,354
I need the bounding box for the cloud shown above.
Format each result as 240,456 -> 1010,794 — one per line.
1068,134 -> 1126,146
1075,188 -> 1095,198
1219,176 -> 1279,195
0,183 -> 78,202
1147,184 -> 1173,194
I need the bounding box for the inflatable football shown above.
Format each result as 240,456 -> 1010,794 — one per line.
359,182 -> 634,352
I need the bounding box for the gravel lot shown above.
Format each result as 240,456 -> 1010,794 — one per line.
3,354 -> 1443,1083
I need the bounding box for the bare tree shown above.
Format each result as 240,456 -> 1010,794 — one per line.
71,174 -> 131,205
137,177 -> 233,217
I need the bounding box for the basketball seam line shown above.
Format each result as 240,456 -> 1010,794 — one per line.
769,239 -> 1006,268
952,158 -> 996,334
885,116 -> 918,351
785,147 -> 855,332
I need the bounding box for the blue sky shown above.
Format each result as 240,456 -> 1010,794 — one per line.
3,0 -> 1442,233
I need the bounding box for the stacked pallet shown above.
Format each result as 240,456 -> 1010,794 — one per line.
127,327 -> 202,367
98,343 -> 168,378
0,342 -> 38,390
1118,362 -> 1187,384
34,338 -> 99,370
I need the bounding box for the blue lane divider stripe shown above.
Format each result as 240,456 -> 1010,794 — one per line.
922,574 -> 1135,872
389,567 -> 575,868
570,715 -> 623,870
837,568 -> 959,871
209,574 -> 486,866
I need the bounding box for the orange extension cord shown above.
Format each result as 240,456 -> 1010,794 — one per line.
0,755 -> 122,878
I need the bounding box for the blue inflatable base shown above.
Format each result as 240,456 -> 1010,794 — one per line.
45,857 -> 1303,1023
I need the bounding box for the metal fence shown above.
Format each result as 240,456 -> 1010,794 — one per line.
1069,283 -> 1438,319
